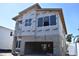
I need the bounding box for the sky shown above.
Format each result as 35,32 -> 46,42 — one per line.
0,3 -> 79,36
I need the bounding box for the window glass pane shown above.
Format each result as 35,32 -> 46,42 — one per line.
18,20 -> 22,24
16,41 -> 18,48
16,41 -> 21,48
18,41 -> 21,48
38,17 -> 43,27
25,19 -> 28,26
50,15 -> 56,25
28,19 -> 32,26
25,19 -> 32,26
29,19 -> 32,22
44,16 -> 49,26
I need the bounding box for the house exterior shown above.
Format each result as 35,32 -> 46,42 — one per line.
67,36 -> 79,56
12,3 -> 67,56
0,26 -> 13,51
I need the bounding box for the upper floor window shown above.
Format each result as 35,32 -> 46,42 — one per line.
44,16 -> 49,26
50,15 -> 56,25
38,15 -> 56,27
18,20 -> 22,24
38,17 -> 43,27
25,19 -> 32,26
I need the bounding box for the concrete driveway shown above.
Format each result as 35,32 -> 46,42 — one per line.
0,53 -> 13,56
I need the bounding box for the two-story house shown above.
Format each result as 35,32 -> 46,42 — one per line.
12,3 -> 67,56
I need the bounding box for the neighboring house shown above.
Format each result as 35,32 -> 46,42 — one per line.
0,26 -> 13,52
77,38 -> 79,56
77,43 -> 79,56
68,42 -> 77,56
67,37 -> 79,56
12,3 -> 67,56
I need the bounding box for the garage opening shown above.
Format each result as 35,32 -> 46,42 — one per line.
24,42 -> 53,56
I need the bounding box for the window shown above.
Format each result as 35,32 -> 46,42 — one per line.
38,15 -> 56,27
25,20 -> 28,26
38,17 -> 43,27
50,15 -> 56,25
10,32 -> 12,36
18,41 -> 21,48
18,20 -> 22,24
25,19 -> 32,26
16,41 -> 18,48
16,41 -> 21,48
44,16 -> 49,26
29,19 -> 32,26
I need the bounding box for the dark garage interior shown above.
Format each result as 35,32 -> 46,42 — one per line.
24,42 -> 53,56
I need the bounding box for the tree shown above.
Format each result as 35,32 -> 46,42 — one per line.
66,34 -> 73,42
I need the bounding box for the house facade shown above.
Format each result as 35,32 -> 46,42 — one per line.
12,3 -> 67,56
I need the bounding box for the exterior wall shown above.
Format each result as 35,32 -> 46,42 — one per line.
36,11 -> 59,36
0,26 -> 13,50
14,10 -> 60,37
12,36 -> 17,54
19,34 -> 65,56
21,10 -> 36,36
57,14 -> 67,55
15,9 -> 36,36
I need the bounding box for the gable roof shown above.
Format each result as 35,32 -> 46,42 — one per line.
19,3 -> 41,15
12,3 -> 67,34
12,3 -> 41,20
